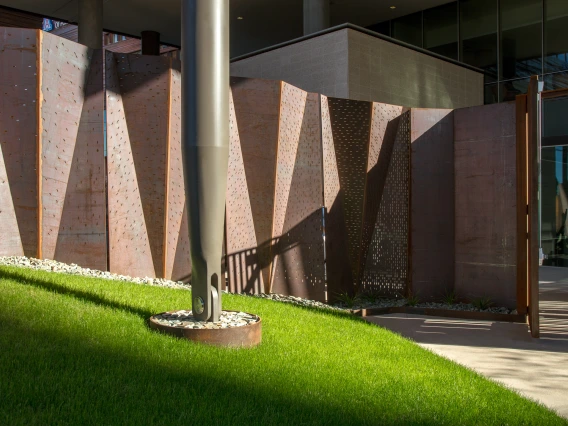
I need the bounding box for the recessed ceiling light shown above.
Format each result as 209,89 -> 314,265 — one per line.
390,6 -> 396,9
237,16 -> 244,20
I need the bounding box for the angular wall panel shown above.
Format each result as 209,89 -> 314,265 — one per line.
0,28 -> 38,257
106,51 -> 156,277
226,78 -> 281,293
454,103 -> 517,308
270,86 -> 325,300
0,139 -> 23,256
361,107 -> 410,296
165,63 -> 191,282
410,109 -> 454,300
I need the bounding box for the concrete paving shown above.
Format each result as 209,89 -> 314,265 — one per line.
365,267 -> 568,419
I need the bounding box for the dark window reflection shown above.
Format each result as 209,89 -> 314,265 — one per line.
499,78 -> 530,102
500,0 -> 542,79
392,12 -> 422,47
424,2 -> 458,60
460,0 -> 498,82
484,84 -> 499,104
543,97 -> 568,146
542,145 -> 568,266
367,21 -> 391,37
544,72 -> 568,91
545,0 -> 568,73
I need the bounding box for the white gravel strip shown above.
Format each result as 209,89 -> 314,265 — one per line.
0,256 -> 517,315
0,256 -> 191,290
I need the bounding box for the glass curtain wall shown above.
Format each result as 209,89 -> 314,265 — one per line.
372,0 -> 568,103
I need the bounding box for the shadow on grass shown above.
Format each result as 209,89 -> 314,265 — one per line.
0,268 -> 156,320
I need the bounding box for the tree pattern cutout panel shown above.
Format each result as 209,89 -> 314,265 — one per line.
106,51 -> 156,278
226,78 -> 281,293
361,110 -> 411,296
166,62 -> 191,282
0,28 -> 38,257
270,86 -> 325,300
322,96 -> 409,297
41,37 -> 106,271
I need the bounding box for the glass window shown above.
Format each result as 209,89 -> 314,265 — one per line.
545,0 -> 568,73
367,21 -> 390,37
543,97 -> 568,146
460,0 -> 498,82
541,145 -> 568,266
424,2 -> 458,60
500,0 -> 542,80
499,78 -> 530,102
484,83 -> 499,104
544,72 -> 568,91
392,12 -> 422,47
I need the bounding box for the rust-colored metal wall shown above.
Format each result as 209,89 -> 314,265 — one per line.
40,35 -> 106,270
322,96 -> 410,298
269,84 -> 325,300
106,52 -> 189,280
410,109 -> 455,300
0,28 -> 38,257
225,78 -> 280,293
454,103 -> 517,308
0,29 -> 105,268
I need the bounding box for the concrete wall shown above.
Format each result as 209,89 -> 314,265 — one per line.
231,30 -> 349,99
231,28 -> 484,109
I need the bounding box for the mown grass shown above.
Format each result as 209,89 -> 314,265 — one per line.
0,265 -> 565,425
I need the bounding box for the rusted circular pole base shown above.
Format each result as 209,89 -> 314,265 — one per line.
148,310 -> 262,348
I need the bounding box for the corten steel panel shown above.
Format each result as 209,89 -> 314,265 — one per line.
0,137 -> 24,256
515,95 -> 528,316
359,102 -> 405,295
454,102 -> 517,308
106,51 -> 156,278
361,110 -> 411,296
321,95 -> 352,297
53,48 -> 106,270
323,97 -> 372,296
37,34 -> 106,269
165,62 -> 191,282
226,87 -> 265,293
112,53 -> 170,278
409,109 -> 454,300
270,85 -> 326,300
226,78 -> 281,293
0,28 -> 38,257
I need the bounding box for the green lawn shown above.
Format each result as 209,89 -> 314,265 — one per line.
0,266 -> 565,426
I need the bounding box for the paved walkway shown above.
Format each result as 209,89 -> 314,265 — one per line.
366,267 -> 568,419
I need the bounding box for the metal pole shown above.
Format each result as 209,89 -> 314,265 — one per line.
181,0 -> 229,322
78,0 -> 103,49
303,0 -> 330,35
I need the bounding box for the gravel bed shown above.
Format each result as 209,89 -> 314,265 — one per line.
0,256 -> 517,315
0,256 -> 190,290
152,310 -> 259,329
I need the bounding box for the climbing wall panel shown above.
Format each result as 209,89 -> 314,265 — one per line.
106,51 -> 156,277
226,78 -> 281,293
0,137 -> 23,256
270,86 -> 325,300
166,62 -> 191,282
112,53 -> 170,277
40,34 -> 106,270
410,109 -> 454,300
454,103 -> 517,308
0,28 -> 38,257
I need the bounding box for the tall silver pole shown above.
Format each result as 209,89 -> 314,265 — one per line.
303,0 -> 330,35
78,0 -> 103,49
181,0 -> 229,322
